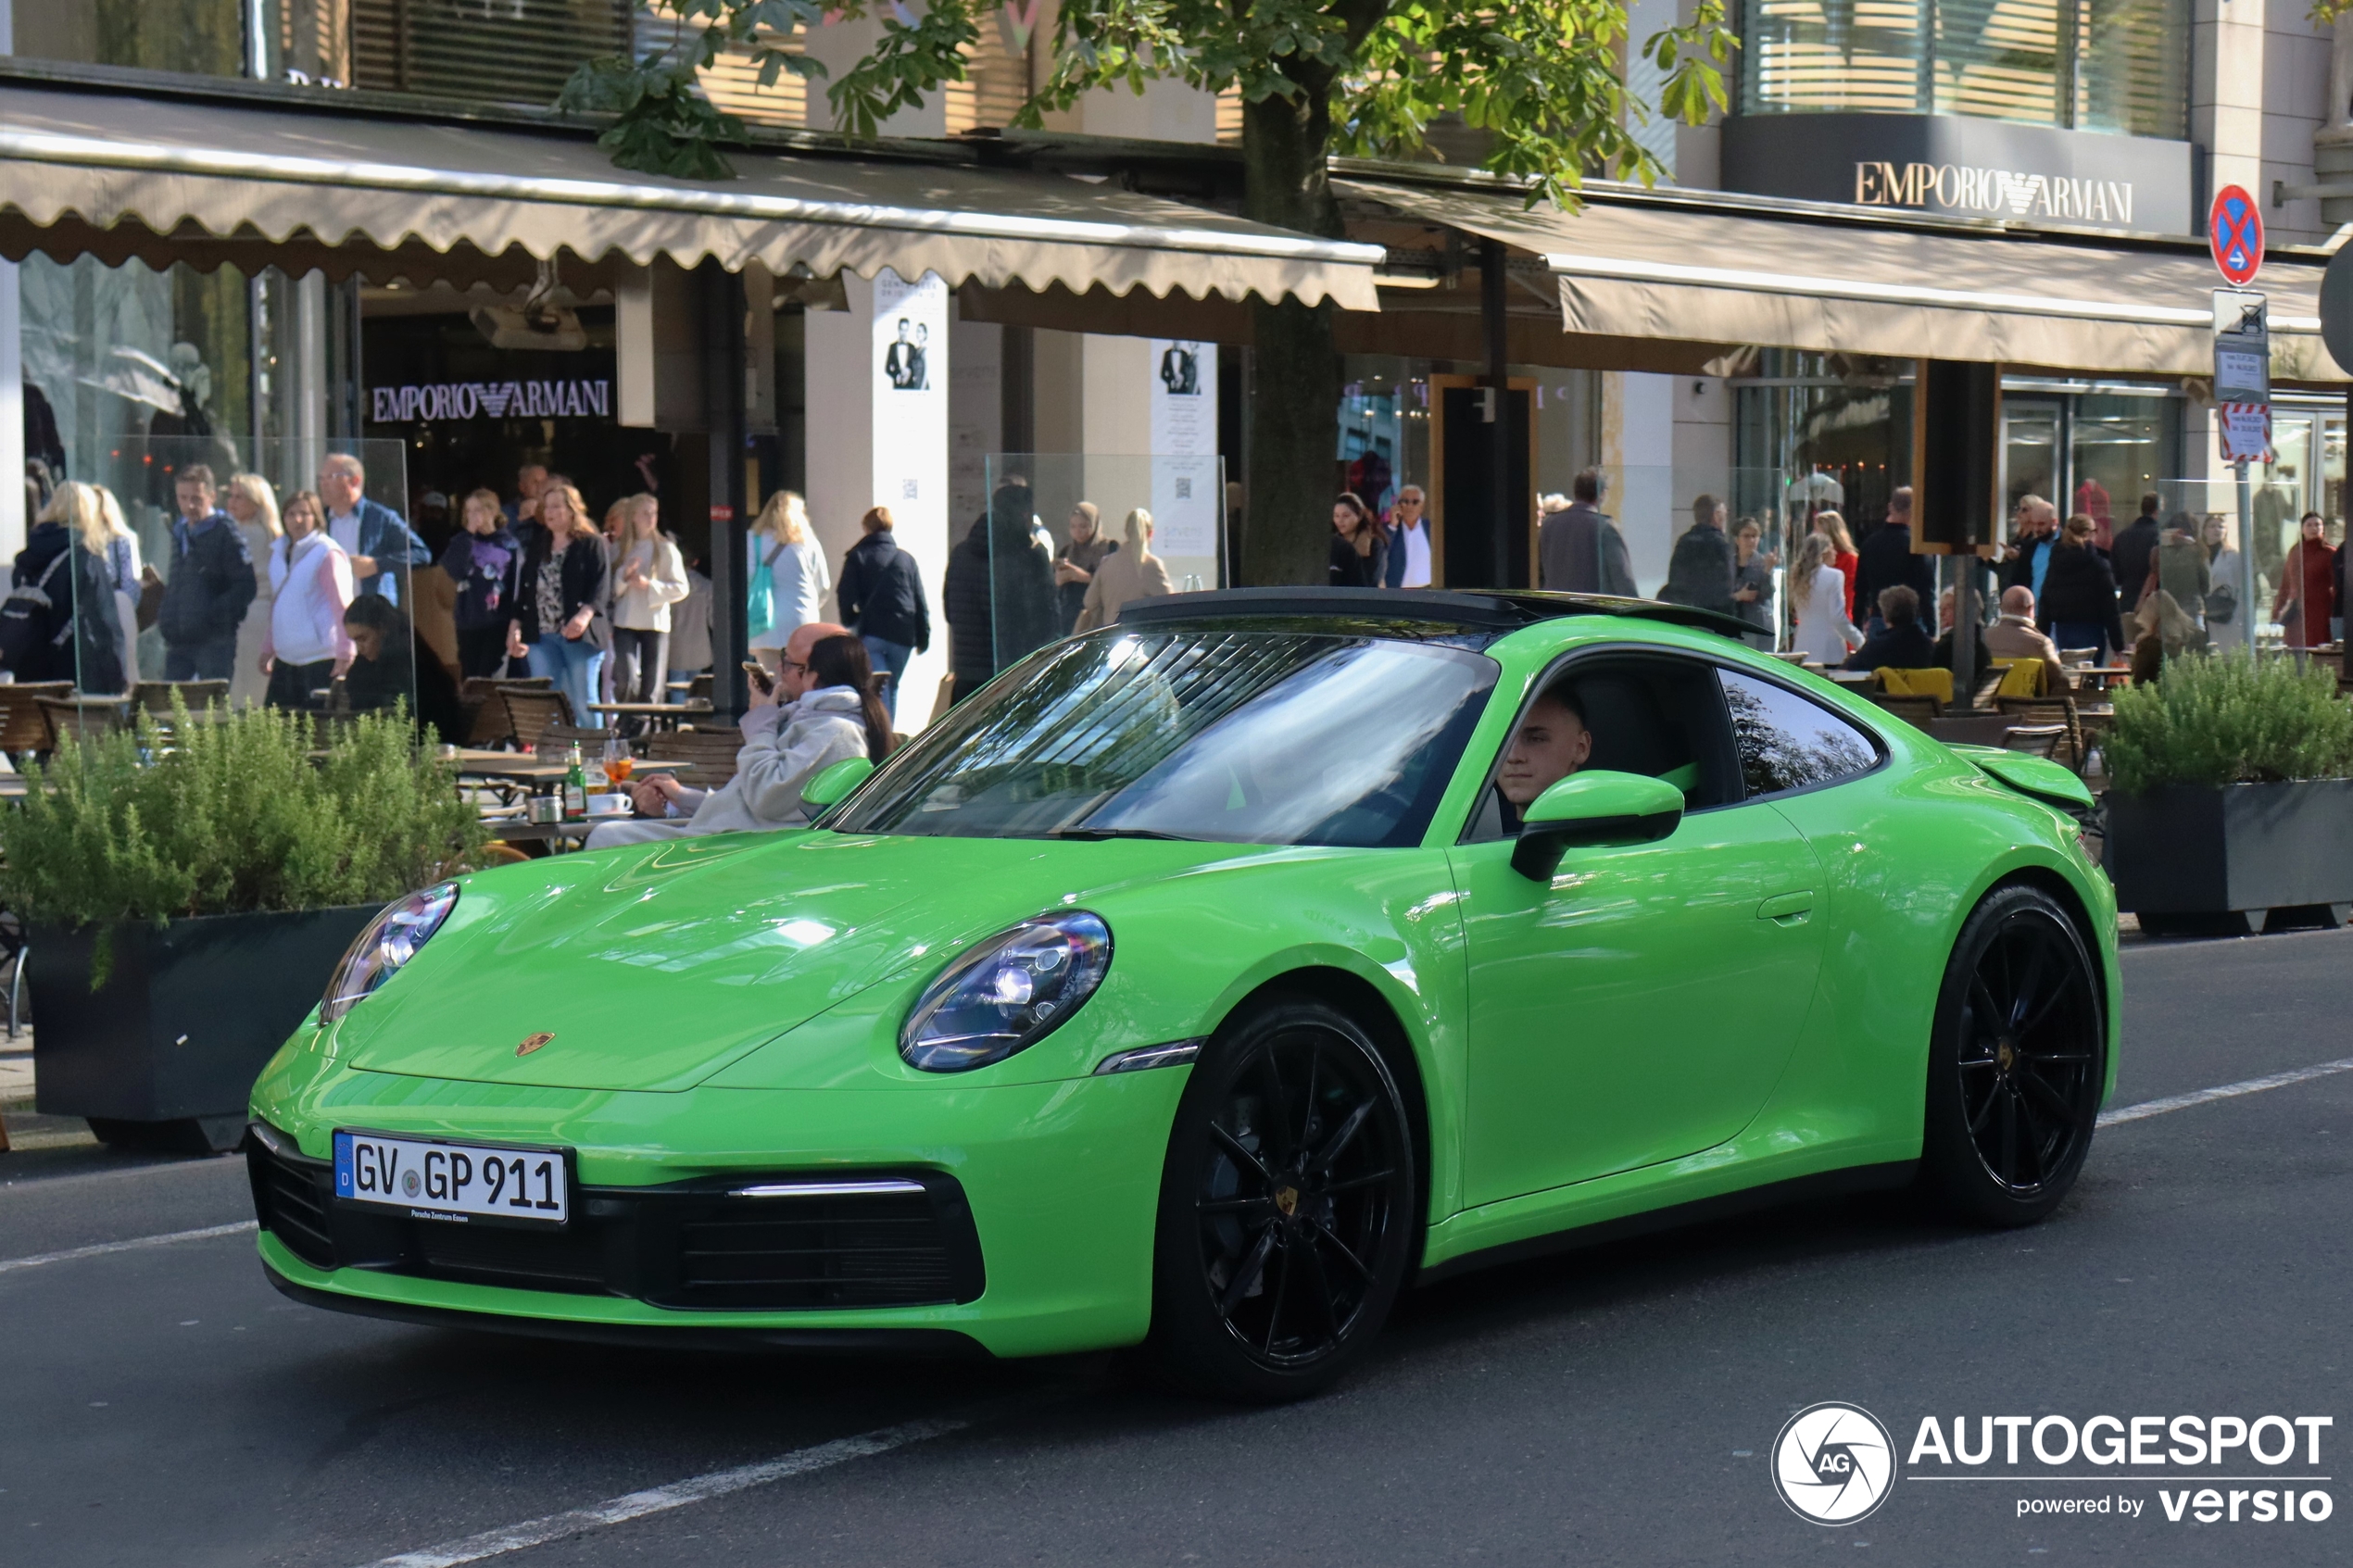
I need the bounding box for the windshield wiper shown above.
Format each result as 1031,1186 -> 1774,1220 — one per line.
1043,826 -> 1206,842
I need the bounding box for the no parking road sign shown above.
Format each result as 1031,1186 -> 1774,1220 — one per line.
2208,185 -> 2263,286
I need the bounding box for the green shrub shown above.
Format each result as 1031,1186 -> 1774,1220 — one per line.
0,699 -> 485,983
2105,652 -> 2353,797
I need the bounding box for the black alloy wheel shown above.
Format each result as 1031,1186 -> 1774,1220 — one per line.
1921,884 -> 2105,1225
1145,996 -> 1416,1402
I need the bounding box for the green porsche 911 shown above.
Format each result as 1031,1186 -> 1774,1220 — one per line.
247,588 -> 2117,1400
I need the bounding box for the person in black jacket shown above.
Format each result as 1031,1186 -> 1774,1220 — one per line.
1843,586 -> 1936,671
155,463 -> 258,680
2108,491 -> 2162,619
1852,486 -> 1935,633
1657,495 -> 1738,615
2036,514 -> 2128,663
5,487 -> 125,693
942,511 -> 996,706
837,506 -> 932,721
343,594 -> 465,745
503,480 -> 611,728
1328,493 -> 1387,587
985,481 -> 1061,670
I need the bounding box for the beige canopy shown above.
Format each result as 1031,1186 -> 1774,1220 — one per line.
1340,175 -> 2345,385
0,78 -> 1382,308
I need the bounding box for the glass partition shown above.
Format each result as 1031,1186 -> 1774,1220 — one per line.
2140,477 -> 2332,654
980,453 -> 1227,674
44,436 -> 425,743
1540,466 -> 1820,651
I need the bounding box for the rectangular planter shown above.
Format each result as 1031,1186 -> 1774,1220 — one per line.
2107,778 -> 2353,923
30,905 -> 382,1152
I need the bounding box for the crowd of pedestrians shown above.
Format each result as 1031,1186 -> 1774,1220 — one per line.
2,457 -> 454,732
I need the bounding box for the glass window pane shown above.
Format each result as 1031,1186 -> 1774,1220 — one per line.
1740,0 -> 2188,136
1719,669 -> 1881,797
834,630 -> 1499,847
2073,0 -> 2190,136
1933,0 -> 2065,127
1743,0 -> 1931,114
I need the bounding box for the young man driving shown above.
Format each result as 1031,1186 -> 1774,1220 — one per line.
1497,685 -> 1592,823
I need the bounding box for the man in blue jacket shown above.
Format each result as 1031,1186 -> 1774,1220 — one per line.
156,463 -> 258,681
319,454 -> 426,607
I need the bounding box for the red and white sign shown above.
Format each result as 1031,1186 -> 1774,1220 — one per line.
2208,186 -> 2263,286
2218,403 -> 2272,464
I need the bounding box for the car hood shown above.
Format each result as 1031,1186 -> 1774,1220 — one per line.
331,830 -> 1229,1092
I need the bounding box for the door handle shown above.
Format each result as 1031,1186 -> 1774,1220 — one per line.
1756,891 -> 1815,924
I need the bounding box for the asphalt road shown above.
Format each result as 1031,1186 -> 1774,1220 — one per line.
4,926 -> 2348,1568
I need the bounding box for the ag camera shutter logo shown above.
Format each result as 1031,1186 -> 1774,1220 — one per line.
1773,1402 -> 1897,1524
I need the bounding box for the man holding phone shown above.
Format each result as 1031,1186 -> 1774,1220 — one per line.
587,621 -> 862,849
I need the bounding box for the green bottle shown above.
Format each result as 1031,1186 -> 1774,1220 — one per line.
562,743 -> 588,820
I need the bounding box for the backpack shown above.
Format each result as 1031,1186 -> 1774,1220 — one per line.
0,546 -> 71,680
746,540 -> 784,640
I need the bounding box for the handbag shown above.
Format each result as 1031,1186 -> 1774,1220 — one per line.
745,541 -> 783,640
135,564 -> 165,632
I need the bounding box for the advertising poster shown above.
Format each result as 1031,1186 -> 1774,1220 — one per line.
1147,338 -> 1220,565
872,267 -> 950,712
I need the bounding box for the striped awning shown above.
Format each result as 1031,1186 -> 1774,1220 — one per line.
1339,175 -> 2344,384
0,75 -> 1382,309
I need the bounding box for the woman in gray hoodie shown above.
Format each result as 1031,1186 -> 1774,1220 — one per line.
586,629 -> 888,849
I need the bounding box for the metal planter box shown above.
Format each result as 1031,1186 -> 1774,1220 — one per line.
30,905 -> 381,1153
2107,779 -> 2353,934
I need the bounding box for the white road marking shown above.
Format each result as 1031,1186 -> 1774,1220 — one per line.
2099,1056 -> 2353,1127
358,1416 -> 970,1568
0,1220 -> 257,1274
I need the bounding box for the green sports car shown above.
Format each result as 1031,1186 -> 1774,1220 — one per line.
247,588 -> 2117,1400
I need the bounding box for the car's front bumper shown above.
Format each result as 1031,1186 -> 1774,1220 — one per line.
247,1057 -> 1189,1359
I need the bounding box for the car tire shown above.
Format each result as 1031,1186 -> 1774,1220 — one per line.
1142,995 -> 1416,1403
1920,884 -> 2106,1227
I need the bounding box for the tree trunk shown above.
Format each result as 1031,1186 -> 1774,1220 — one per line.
1240,82 -> 1344,587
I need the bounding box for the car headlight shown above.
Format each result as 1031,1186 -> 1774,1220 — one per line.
321,883 -> 459,1023
900,910 -> 1113,1073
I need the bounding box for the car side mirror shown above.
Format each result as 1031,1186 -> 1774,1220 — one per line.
1510,770 -> 1685,881
800,756 -> 875,811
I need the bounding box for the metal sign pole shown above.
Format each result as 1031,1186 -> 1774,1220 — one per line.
2234,458 -> 2258,655
2212,288 -> 2270,658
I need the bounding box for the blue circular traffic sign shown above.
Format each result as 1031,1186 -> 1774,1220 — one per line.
2209,185 -> 2263,286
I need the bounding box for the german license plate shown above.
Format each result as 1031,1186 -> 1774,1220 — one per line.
333,1130 -> 570,1224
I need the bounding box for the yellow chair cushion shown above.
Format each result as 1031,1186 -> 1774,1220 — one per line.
1877,667 -> 1955,706
1993,659 -> 2045,698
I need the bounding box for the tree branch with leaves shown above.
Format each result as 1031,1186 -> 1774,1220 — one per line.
563,1 -> 1733,583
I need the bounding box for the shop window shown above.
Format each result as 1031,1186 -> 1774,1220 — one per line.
11,0 -> 248,77
1740,0 -> 2189,139
351,0 -> 635,106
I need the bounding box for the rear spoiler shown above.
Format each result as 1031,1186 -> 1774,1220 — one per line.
1949,745 -> 2095,815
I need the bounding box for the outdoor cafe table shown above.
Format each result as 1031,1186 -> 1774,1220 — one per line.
587,702 -> 711,733
2072,665 -> 2133,694
453,749 -> 570,784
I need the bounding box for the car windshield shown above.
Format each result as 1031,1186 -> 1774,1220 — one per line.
831,627 -> 1499,847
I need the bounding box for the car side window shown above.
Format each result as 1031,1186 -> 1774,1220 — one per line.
1461,653 -> 1743,843
1718,669 -> 1881,799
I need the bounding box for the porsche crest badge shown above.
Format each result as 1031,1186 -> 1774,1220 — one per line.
515,1032 -> 556,1057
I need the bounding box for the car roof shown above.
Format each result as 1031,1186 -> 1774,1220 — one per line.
1114,586 -> 1755,642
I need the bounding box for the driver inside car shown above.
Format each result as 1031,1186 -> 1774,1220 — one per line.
1497,685 -> 1592,827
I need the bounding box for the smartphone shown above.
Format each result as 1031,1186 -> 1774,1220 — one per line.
741,659 -> 774,695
